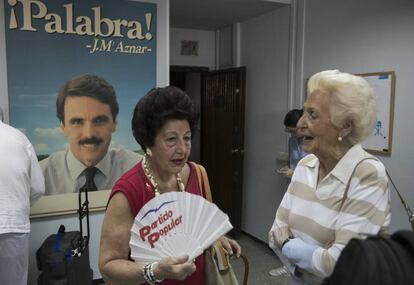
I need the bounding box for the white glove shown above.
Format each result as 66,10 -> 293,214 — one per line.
282,238 -> 318,272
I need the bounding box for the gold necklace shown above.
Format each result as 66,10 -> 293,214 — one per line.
142,155 -> 185,196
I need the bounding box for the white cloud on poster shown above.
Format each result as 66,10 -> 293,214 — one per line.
34,127 -> 63,138
35,143 -> 50,153
33,128 -> 65,154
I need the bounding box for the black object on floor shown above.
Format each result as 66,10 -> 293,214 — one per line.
36,225 -> 93,284
35,182 -> 94,285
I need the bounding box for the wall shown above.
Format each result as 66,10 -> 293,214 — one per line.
302,0 -> 414,231
170,28 -> 216,69
218,25 -> 233,69
152,0 -> 169,87
0,0 -> 169,282
240,7 -> 292,241
168,8 -> 293,242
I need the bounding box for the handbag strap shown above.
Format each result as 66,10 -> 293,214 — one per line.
385,169 -> 414,231
190,162 -> 250,284
340,156 -> 410,215
190,162 -> 213,202
212,240 -> 250,285
339,158 -> 373,210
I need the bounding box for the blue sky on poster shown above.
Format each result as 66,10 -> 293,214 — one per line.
4,0 -> 156,155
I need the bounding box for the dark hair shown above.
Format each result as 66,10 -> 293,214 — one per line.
132,86 -> 199,151
56,74 -> 119,123
284,109 -> 303,127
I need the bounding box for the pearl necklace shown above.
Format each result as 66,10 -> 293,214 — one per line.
142,155 -> 185,196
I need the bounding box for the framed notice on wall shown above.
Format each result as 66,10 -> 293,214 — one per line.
357,71 -> 396,155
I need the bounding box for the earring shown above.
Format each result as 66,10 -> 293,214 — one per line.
146,148 -> 152,157
338,136 -> 343,142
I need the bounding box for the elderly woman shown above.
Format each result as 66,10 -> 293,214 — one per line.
269,70 -> 390,283
99,86 -> 241,285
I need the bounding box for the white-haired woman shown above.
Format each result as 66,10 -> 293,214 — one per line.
269,70 -> 391,284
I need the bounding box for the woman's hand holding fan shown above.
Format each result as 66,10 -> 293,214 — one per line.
129,192 -> 233,263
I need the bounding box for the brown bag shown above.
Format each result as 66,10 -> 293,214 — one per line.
204,240 -> 239,285
190,162 -> 249,285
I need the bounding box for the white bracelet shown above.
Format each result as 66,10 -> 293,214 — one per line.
143,262 -> 163,284
150,262 -> 163,283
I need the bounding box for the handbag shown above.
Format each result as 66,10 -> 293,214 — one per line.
190,162 -> 249,285
205,240 -> 240,285
322,230 -> 414,285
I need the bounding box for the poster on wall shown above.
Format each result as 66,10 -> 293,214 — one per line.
357,71 -> 395,155
3,0 -> 157,216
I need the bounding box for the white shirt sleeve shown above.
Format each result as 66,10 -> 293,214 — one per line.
27,143 -> 45,205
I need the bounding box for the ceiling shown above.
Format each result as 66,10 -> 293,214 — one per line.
170,0 -> 288,31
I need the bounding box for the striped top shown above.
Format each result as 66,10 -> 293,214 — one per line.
271,144 -> 390,277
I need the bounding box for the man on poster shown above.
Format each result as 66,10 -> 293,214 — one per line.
40,74 -> 142,195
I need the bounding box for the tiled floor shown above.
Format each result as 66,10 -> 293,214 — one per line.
232,232 -> 289,285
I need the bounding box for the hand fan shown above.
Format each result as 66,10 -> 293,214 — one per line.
129,191 -> 233,263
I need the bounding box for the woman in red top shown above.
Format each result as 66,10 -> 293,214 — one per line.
99,86 -> 241,285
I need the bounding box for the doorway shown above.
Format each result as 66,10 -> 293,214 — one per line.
170,66 -> 246,237
170,66 -> 208,163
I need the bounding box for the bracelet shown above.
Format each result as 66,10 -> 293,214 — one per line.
143,262 -> 163,284
142,263 -> 153,284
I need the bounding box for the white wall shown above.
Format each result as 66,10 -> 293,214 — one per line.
170,28 -> 215,69
240,7 -> 292,241
150,0 -> 169,87
0,0 -> 169,282
302,0 -> 414,231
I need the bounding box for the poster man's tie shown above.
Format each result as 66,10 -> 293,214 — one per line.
84,167 -> 98,191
